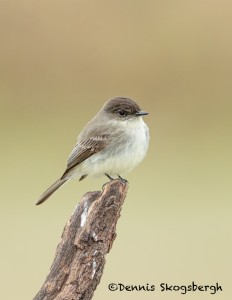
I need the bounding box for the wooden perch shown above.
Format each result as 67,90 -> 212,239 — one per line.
33,179 -> 128,300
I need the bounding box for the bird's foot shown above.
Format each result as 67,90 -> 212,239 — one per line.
117,175 -> 128,183
103,173 -> 128,187
105,173 -> 114,181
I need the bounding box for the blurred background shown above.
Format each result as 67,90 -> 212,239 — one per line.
0,1 -> 231,299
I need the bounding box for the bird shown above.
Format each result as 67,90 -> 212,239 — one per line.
36,96 -> 149,205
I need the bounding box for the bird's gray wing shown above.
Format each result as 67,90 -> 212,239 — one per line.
61,134 -> 111,179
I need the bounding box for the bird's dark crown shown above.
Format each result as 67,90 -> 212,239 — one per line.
104,97 -> 141,118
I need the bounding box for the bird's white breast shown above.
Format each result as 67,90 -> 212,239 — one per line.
81,117 -> 149,177
121,117 -> 149,171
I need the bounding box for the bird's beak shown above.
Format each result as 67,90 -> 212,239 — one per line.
136,110 -> 149,116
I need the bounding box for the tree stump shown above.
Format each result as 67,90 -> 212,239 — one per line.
33,179 -> 128,300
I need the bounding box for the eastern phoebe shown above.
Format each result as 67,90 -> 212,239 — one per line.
36,97 -> 149,205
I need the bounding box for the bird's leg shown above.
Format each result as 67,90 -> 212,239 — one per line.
117,175 -> 128,183
105,173 -> 114,181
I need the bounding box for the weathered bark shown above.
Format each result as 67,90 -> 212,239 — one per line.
33,179 -> 128,300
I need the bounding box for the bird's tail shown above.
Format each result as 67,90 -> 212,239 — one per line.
36,178 -> 67,205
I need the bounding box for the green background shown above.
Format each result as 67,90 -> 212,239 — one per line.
1,1 -> 231,299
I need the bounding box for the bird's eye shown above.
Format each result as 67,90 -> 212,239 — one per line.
117,110 -> 127,117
